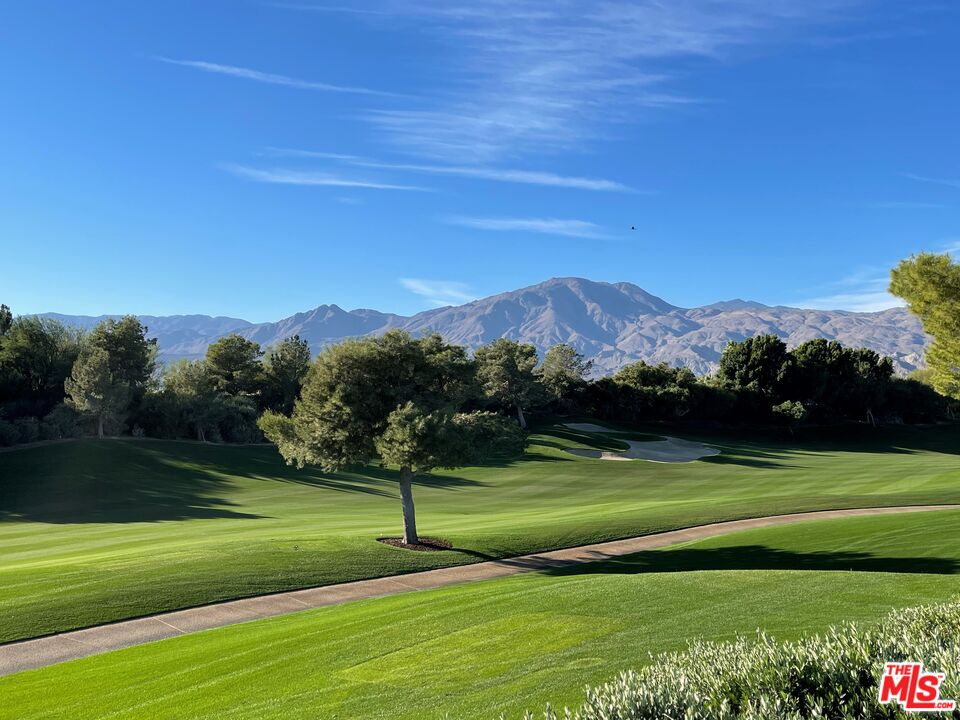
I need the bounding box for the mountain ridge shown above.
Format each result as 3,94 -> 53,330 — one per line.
39,277 -> 927,376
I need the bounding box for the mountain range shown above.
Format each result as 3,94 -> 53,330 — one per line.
43,277 -> 928,376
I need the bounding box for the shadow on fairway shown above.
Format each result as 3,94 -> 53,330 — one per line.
541,545 -> 960,576
0,439 -> 499,523
698,446 -> 803,469
538,427 -> 642,452
658,423 -> 960,458
536,422 -> 960,470
0,442 -> 266,524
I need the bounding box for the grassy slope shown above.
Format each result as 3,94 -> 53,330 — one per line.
0,424 -> 958,641
2,510 -> 959,720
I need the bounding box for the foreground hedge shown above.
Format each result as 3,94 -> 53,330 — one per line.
520,599 -> 960,720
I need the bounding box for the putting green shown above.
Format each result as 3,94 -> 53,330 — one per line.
2,510 -> 958,720
0,423 -> 958,642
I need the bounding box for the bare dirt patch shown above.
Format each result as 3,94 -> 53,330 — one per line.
378,537 -> 453,552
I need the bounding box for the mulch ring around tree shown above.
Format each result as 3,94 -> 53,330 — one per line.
377,536 -> 453,552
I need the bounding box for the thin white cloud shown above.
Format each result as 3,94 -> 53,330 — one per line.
798,270 -> 902,313
223,165 -> 429,191
904,173 -> 960,190
312,1 -> 861,160
155,57 -> 393,96
271,3 -> 394,15
446,216 -> 611,239
868,201 -> 947,209
263,147 -> 638,192
801,290 -> 903,313
399,278 -> 477,307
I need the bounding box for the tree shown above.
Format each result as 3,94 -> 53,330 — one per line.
258,331 -> 523,545
538,344 -> 592,400
0,316 -> 81,418
205,335 -> 264,397
162,360 -> 226,442
262,336 -> 311,413
890,252 -> 960,399
64,347 -> 129,438
0,305 -> 11,336
87,316 -> 156,396
718,335 -> 789,398
909,367 -> 937,387
771,400 -> 807,434
474,339 -> 540,428
611,361 -> 699,419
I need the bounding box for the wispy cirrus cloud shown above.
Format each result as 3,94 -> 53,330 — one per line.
798,267 -> 902,313
868,200 -> 947,209
903,172 -> 960,190
263,147 -> 638,192
296,1 -> 862,160
223,164 -> 429,191
155,57 -> 393,96
446,215 -> 611,239
399,278 -> 477,306
806,240 -> 960,311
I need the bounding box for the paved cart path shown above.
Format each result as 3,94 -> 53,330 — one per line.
1,504 -> 955,677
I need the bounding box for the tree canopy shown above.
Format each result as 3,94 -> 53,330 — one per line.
474,338 -> 540,428
205,335 -> 264,398
538,343 -> 592,401
718,335 -> 789,397
87,316 -> 156,390
64,346 -> 129,439
890,252 -> 960,399
261,335 -> 311,414
259,331 -> 523,544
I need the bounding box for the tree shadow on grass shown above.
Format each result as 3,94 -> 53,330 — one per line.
535,428 -> 633,453
0,440 -> 501,523
539,545 -> 960,577
698,447 -> 805,470
535,426 -> 805,469
647,423 -> 960,458
0,442 -> 274,524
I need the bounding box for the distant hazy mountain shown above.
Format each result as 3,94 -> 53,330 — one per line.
42,278 -> 927,376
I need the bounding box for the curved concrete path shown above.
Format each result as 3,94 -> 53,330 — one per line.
0,504 -> 955,677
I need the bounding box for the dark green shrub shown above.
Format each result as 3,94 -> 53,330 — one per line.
13,416 -> 39,444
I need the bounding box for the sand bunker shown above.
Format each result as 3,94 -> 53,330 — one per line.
562,423 -> 720,464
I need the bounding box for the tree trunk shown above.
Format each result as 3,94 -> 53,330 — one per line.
398,466 -> 419,545
516,404 -> 527,429
196,425 -> 205,442
97,415 -> 104,439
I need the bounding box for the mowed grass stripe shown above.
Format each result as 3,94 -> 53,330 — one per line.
1,425 -> 958,642
3,510 -> 960,719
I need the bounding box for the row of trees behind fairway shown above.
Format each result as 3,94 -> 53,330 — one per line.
1,247 -> 957,448
0,311 -> 955,448
585,336 -> 951,430
0,312 -> 313,445
0,310 -> 579,449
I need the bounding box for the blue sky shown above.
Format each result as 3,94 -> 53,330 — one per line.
3,1 -> 959,321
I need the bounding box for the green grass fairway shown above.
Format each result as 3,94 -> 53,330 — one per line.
3,510 -> 959,720
0,424 -> 958,642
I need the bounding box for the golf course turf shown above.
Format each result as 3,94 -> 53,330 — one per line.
0,422 -> 958,645
1,508 -> 958,719
0,427 -> 960,641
